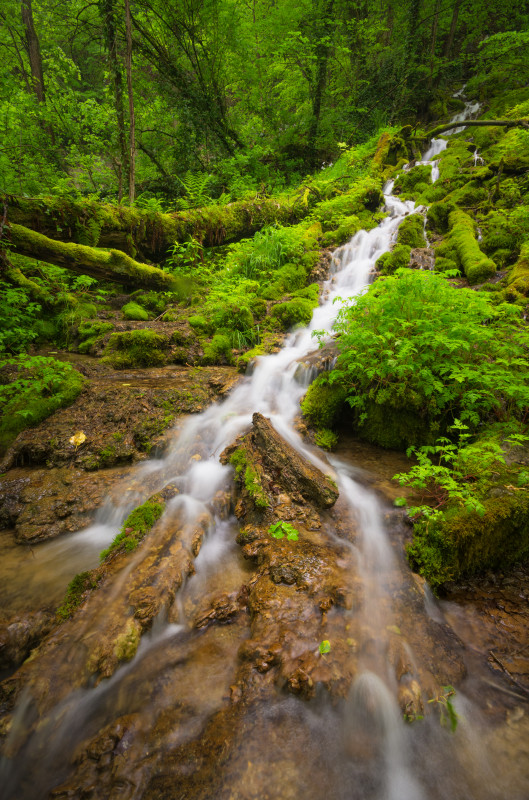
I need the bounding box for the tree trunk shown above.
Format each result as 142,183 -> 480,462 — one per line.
124,0 -> 136,204
307,0 -> 336,167
100,0 -> 129,202
20,0 -> 45,103
428,0 -> 441,89
443,0 -> 460,59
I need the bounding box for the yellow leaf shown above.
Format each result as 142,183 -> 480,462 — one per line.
69,431 -> 87,448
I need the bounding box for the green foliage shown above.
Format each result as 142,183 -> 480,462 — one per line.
314,428 -> 338,450
229,447 -> 268,508
428,687 -> 458,733
393,166 -> 432,198
77,320 -> 113,354
319,640 -> 331,655
122,301 -> 150,321
100,497 -> 165,560
0,355 -> 85,453
268,521 -> 299,541
331,269 -> 529,449
271,297 -> 315,330
0,280 -> 42,354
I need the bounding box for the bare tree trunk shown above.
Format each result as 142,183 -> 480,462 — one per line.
428,0 -> 441,89
443,0 -> 461,59
20,0 -> 45,102
100,0 -> 129,202
124,0 -> 135,204
307,0 -> 336,167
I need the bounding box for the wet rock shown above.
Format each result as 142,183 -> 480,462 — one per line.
409,246 -> 435,270
0,610 -> 54,670
0,466 -> 130,543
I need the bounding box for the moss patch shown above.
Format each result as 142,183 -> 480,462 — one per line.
100,496 -> 165,560
102,329 -> 169,368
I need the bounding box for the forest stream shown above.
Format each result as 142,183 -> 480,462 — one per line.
2,116 -> 529,800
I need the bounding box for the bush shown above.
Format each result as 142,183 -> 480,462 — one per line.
330,269 -> 529,448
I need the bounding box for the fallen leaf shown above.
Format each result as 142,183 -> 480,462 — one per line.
69,431 -> 87,449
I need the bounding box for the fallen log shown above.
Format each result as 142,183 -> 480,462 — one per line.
6,222 -> 181,291
428,118 -> 529,138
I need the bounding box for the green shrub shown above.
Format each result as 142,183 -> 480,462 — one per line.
329,269 -> 529,448
122,301 -> 150,321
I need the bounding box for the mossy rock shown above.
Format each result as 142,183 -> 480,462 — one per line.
322,214 -> 361,248
447,209 -> 496,284
393,165 -> 432,198
100,496 -> 165,560
103,329 -> 169,368
407,489 -> 529,589
122,301 -> 150,321
376,244 -> 411,275
480,211 -> 520,262
77,320 -> 114,354
301,375 -> 347,429
270,297 -> 315,330
355,401 -> 436,450
202,334 -> 234,365
397,214 -> 426,248
506,243 -> 529,296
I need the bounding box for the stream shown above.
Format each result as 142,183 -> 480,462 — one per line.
1,114 -> 529,799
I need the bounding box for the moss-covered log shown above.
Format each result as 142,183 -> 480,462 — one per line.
7,223 -> 181,291
2,189 -> 324,264
428,118 -> 529,138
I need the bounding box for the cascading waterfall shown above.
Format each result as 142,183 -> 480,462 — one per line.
2,108 -> 518,800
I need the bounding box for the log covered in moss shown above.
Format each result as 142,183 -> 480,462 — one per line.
7,222 -> 181,291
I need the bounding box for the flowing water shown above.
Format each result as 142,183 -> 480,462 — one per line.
2,127 -> 529,799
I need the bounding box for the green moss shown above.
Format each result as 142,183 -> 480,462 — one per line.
506,243 -> 529,296
102,329 -> 168,368
100,496 -> 165,560
271,297 -> 315,330
376,244 -> 411,275
77,320 -> 113,354
321,214 -> 361,247
397,214 -> 426,248
202,333 -> 233,365
114,618 -> 141,662
408,489 -> 529,589
447,209 -> 497,284
301,374 -> 347,429
56,571 -> 99,620
426,201 -> 456,234
188,314 -> 212,333
229,447 -> 268,508
393,165 -> 432,198
356,401 -> 436,450
122,301 -> 150,321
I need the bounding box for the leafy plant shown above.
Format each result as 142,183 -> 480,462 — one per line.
268,521 -> 299,541
330,269 -> 529,448
428,686 -> 458,732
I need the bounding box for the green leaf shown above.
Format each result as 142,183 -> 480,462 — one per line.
319,640 -> 331,655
